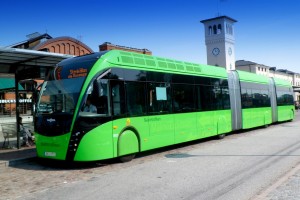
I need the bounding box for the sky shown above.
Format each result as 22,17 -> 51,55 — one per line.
1,0 -> 300,72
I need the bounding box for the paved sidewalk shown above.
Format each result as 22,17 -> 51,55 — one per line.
266,168 -> 300,200
254,162 -> 300,200
0,146 -> 36,168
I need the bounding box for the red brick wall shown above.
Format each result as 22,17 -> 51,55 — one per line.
99,42 -> 152,55
35,37 -> 93,56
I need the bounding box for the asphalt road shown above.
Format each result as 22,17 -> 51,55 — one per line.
2,112 -> 300,200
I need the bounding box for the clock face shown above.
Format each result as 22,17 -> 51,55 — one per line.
228,47 -> 232,55
212,48 -> 220,56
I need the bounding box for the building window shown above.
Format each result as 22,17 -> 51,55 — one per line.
226,24 -> 233,35
209,26 -> 212,35
57,44 -> 61,53
217,24 -> 222,34
258,67 -> 260,71
213,25 -> 217,34
62,43 -> 66,54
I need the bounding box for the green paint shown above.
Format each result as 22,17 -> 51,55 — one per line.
277,106 -> 294,122
35,133 -> 70,160
74,122 -> 113,161
118,130 -> 139,156
242,107 -> 272,129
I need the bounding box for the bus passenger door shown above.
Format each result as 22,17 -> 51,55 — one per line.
145,83 -> 174,150
110,80 -> 127,157
196,85 -> 216,138
75,78 -> 114,161
173,84 -> 198,143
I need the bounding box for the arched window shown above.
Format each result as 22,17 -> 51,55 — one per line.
57,44 -> 61,53
62,43 -> 66,54
217,24 -> 222,34
66,43 -> 70,54
76,47 -> 80,56
72,45 -> 76,55
208,26 -> 212,35
213,25 -> 217,34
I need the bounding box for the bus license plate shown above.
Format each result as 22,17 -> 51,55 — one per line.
45,152 -> 56,157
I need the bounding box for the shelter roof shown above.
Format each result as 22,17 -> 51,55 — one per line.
0,47 -> 72,77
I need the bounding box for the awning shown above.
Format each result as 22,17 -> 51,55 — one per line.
0,47 -> 73,79
0,78 -> 24,91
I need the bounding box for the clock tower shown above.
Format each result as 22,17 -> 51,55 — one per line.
201,16 -> 237,70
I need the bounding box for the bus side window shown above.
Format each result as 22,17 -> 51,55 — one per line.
125,82 -> 146,116
172,83 -> 195,112
111,81 -> 126,116
89,79 -> 109,115
148,83 -> 172,114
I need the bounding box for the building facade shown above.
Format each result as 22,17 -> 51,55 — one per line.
201,16 -> 237,70
236,60 -> 300,102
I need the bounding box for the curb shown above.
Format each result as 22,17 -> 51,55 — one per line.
253,161 -> 300,200
0,156 -> 36,169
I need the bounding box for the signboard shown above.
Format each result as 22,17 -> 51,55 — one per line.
0,99 -> 32,104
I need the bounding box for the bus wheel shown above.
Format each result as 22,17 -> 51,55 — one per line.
119,154 -> 135,162
218,134 -> 225,139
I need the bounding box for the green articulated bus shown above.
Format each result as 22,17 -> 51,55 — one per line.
35,50 -> 294,162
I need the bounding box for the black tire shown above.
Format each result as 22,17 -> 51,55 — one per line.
218,134 -> 225,139
119,154 -> 135,162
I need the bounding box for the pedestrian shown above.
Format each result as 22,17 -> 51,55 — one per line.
19,117 -> 34,147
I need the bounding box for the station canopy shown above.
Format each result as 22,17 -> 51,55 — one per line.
0,47 -> 73,80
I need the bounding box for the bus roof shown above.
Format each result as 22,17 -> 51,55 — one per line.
101,50 -> 228,78
237,70 -> 292,87
237,70 -> 269,84
273,77 -> 292,87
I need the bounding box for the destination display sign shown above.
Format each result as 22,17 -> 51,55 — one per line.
54,66 -> 88,80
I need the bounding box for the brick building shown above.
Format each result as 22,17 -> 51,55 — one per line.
99,42 -> 152,55
8,32 -> 93,56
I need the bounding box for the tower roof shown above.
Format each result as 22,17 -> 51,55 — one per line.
200,15 -> 237,23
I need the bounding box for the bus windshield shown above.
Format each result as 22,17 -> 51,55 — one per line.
37,77 -> 85,114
